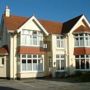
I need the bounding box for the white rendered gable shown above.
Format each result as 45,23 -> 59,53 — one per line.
17,16 -> 49,35
70,15 -> 90,34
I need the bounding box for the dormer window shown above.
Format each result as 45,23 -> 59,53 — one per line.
74,33 -> 90,47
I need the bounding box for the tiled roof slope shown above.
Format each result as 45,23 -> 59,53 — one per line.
3,15 -> 63,34
74,48 -> 90,55
39,20 -> 63,34
3,14 -> 84,34
62,15 -> 83,34
3,15 -> 29,31
17,46 -> 45,54
0,47 -> 8,55
73,25 -> 90,33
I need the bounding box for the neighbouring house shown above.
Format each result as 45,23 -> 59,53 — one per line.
0,6 -> 90,79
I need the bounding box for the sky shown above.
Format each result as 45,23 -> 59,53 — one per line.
0,0 -> 90,22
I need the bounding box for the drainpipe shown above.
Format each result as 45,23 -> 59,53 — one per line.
67,34 -> 70,75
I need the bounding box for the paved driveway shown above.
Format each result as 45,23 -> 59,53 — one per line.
0,79 -> 90,90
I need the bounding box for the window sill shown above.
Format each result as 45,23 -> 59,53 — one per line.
0,65 -> 4,67
18,45 -> 41,47
20,71 -> 44,73
56,48 -> 65,50
75,69 -> 90,71
75,46 -> 90,48
56,70 -> 66,72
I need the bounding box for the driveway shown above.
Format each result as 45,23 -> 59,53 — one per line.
0,79 -> 90,90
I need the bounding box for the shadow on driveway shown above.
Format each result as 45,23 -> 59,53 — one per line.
38,76 -> 90,83
0,86 -> 19,90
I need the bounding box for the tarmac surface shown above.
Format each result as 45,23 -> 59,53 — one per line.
0,79 -> 90,90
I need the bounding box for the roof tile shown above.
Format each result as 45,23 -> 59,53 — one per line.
17,46 -> 46,54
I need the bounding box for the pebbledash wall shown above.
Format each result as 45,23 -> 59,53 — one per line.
0,6 -> 90,79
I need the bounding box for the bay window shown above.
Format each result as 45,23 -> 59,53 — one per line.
21,54 -> 44,72
21,30 -> 43,46
75,55 -> 90,70
74,33 -> 90,47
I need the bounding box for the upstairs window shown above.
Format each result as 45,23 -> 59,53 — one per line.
74,33 -> 90,47
21,30 -> 43,46
56,36 -> 64,48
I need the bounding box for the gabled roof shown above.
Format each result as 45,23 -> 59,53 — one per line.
3,14 -> 63,34
62,14 -> 83,34
2,14 -> 90,34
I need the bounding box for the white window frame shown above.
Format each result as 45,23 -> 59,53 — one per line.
75,55 -> 90,71
20,54 -> 44,72
20,29 -> 43,47
74,33 -> 90,47
56,35 -> 64,49
56,54 -> 65,72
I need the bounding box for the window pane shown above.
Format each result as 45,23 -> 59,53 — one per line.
75,38 -> 79,46
56,60 -> 60,70
80,37 -> 84,46
76,59 -> 79,69
56,55 -> 59,58
57,36 -> 60,39
27,54 -> 32,58
85,37 -> 88,46
33,55 -> 37,58
80,33 -> 83,36
61,55 -> 64,58
38,59 -> 43,71
22,54 -> 26,58
61,40 -> 64,48
33,59 -> 37,70
33,35 -> 37,45
86,59 -> 89,69
26,35 -> 30,45
2,58 -> 4,65
27,59 -> 32,70
76,55 -> 79,58
57,40 -> 60,48
81,55 -> 84,58
38,55 -> 42,58
61,60 -> 65,70
21,35 -> 26,45
22,59 -> 26,71
81,59 -> 85,69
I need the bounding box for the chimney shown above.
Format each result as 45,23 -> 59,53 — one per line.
5,5 -> 10,17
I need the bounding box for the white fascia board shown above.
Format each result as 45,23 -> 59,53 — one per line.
31,16 -> 49,36
17,16 -> 49,36
70,15 -> 90,33
82,15 -> 90,28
